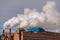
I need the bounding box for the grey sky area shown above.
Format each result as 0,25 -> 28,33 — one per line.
0,0 -> 60,34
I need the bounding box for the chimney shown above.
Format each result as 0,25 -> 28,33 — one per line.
18,28 -> 25,40
18,28 -> 21,40
3,29 -> 5,36
9,28 -> 12,40
1,29 -> 5,40
9,28 -> 11,35
6,32 -> 7,40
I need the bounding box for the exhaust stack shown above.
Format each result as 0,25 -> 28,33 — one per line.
9,28 -> 12,40
9,28 -> 11,35
18,28 -> 21,40
1,29 -> 5,40
3,29 -> 5,36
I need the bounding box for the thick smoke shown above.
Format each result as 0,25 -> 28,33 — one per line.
3,1 -> 60,32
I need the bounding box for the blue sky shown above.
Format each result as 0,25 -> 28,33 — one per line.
0,0 -> 60,34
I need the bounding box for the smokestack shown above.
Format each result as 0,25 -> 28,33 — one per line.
18,28 -> 21,40
6,32 -> 7,40
9,28 -> 11,35
9,28 -> 12,40
16,28 -> 24,40
3,29 -> 5,36
15,28 -> 21,40
1,29 -> 5,40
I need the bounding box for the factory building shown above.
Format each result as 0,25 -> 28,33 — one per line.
1,28 -> 60,40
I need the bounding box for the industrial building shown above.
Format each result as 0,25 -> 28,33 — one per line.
0,28 -> 60,40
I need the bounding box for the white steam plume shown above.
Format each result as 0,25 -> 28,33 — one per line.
3,1 -> 60,32
3,17 -> 16,29
42,1 -> 60,32
17,14 -> 29,28
3,17 -> 21,29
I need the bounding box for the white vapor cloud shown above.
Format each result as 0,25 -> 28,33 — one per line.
3,1 -> 60,33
